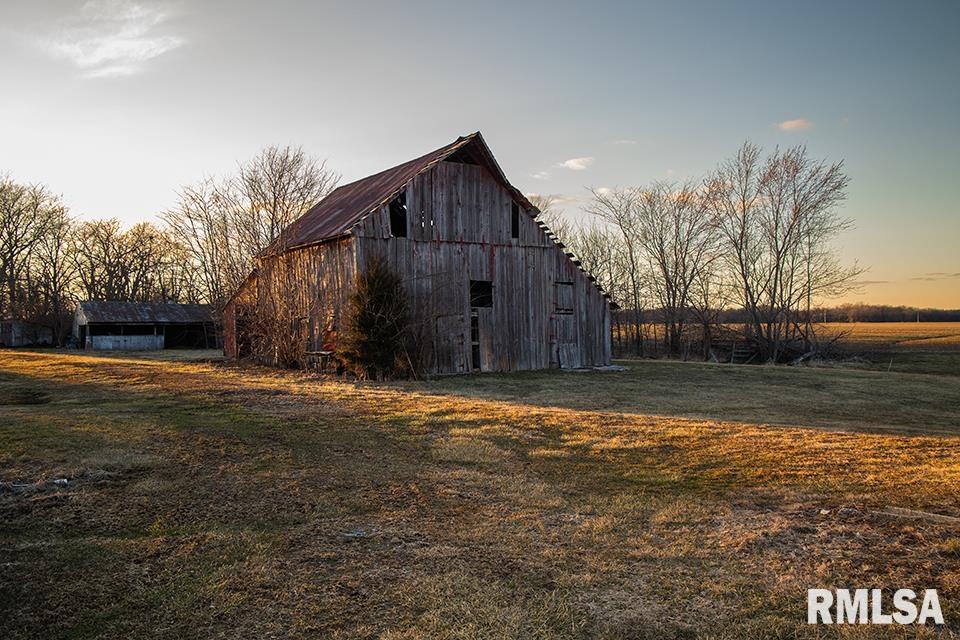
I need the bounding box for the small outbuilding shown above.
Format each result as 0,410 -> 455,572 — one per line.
73,301 -> 220,350
0,319 -> 54,347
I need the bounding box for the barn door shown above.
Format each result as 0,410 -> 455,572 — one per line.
553,314 -> 579,369
468,280 -> 495,372
470,307 -> 495,371
434,314 -> 467,374
552,282 -> 579,369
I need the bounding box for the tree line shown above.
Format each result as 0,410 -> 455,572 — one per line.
0,146 -> 338,345
2,140 -> 898,361
536,142 -> 863,362
820,304 -> 960,323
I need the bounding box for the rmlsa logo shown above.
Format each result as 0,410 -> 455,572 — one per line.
808,589 -> 943,625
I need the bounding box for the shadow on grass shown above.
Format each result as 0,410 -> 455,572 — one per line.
401,359 -> 960,435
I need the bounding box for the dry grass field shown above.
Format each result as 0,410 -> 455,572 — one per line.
618,322 -> 960,376
819,322 -> 960,347
816,322 -> 960,377
1,348 -> 959,638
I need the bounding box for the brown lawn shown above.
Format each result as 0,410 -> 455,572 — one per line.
1,349 -> 958,638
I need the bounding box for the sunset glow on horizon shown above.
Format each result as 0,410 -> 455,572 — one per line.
1,0 -> 957,307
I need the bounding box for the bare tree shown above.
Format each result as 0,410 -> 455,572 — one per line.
72,219 -> 133,301
163,179 -> 244,307
586,188 -> 650,355
705,142 -> 860,361
0,175 -> 208,341
72,218 -> 199,305
565,220 -> 623,302
31,206 -> 76,343
529,193 -> 575,244
0,177 -> 60,317
158,241 -> 205,304
687,249 -> 732,360
123,222 -> 189,302
562,219 -> 635,354
632,182 -> 718,357
231,145 -> 340,258
164,145 -> 339,306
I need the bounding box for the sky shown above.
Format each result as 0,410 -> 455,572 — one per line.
1,0 -> 958,307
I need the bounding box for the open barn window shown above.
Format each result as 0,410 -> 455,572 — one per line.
389,192 -> 407,237
469,280 -> 493,308
511,202 -> 520,239
555,282 -> 574,314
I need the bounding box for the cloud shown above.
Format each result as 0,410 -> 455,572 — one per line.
777,118 -> 814,132
612,139 -> 637,145
551,194 -> 585,206
555,157 -> 595,171
36,1 -> 184,78
526,192 -> 583,207
910,272 -> 960,281
530,171 -> 551,180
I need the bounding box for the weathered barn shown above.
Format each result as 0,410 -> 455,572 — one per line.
223,132 -> 612,373
74,301 -> 220,350
0,319 -> 54,347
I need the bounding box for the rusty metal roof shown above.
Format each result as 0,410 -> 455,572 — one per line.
264,132 -> 536,254
246,131 -> 616,306
77,301 -> 215,324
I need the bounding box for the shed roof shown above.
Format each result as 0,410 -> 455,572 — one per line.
77,301 -> 215,324
264,132 -> 536,254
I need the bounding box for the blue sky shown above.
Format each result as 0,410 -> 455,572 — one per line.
1,0 -> 958,306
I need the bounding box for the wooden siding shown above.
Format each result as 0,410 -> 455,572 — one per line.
223,238 -> 356,360
352,160 -> 611,373
226,159 -> 611,373
222,278 -> 254,358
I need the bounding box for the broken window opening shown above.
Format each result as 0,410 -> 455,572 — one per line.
447,148 -> 479,165
511,202 -> 520,239
555,281 -> 574,314
389,192 -> 407,237
469,280 -> 493,308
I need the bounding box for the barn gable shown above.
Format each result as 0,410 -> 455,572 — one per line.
264,133 -> 534,254
354,159 -> 546,246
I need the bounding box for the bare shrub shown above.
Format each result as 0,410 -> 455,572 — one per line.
245,254 -> 310,368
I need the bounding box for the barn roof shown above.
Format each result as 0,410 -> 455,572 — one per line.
77,301 -> 215,324
238,131 -> 617,308
264,132 -> 536,254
